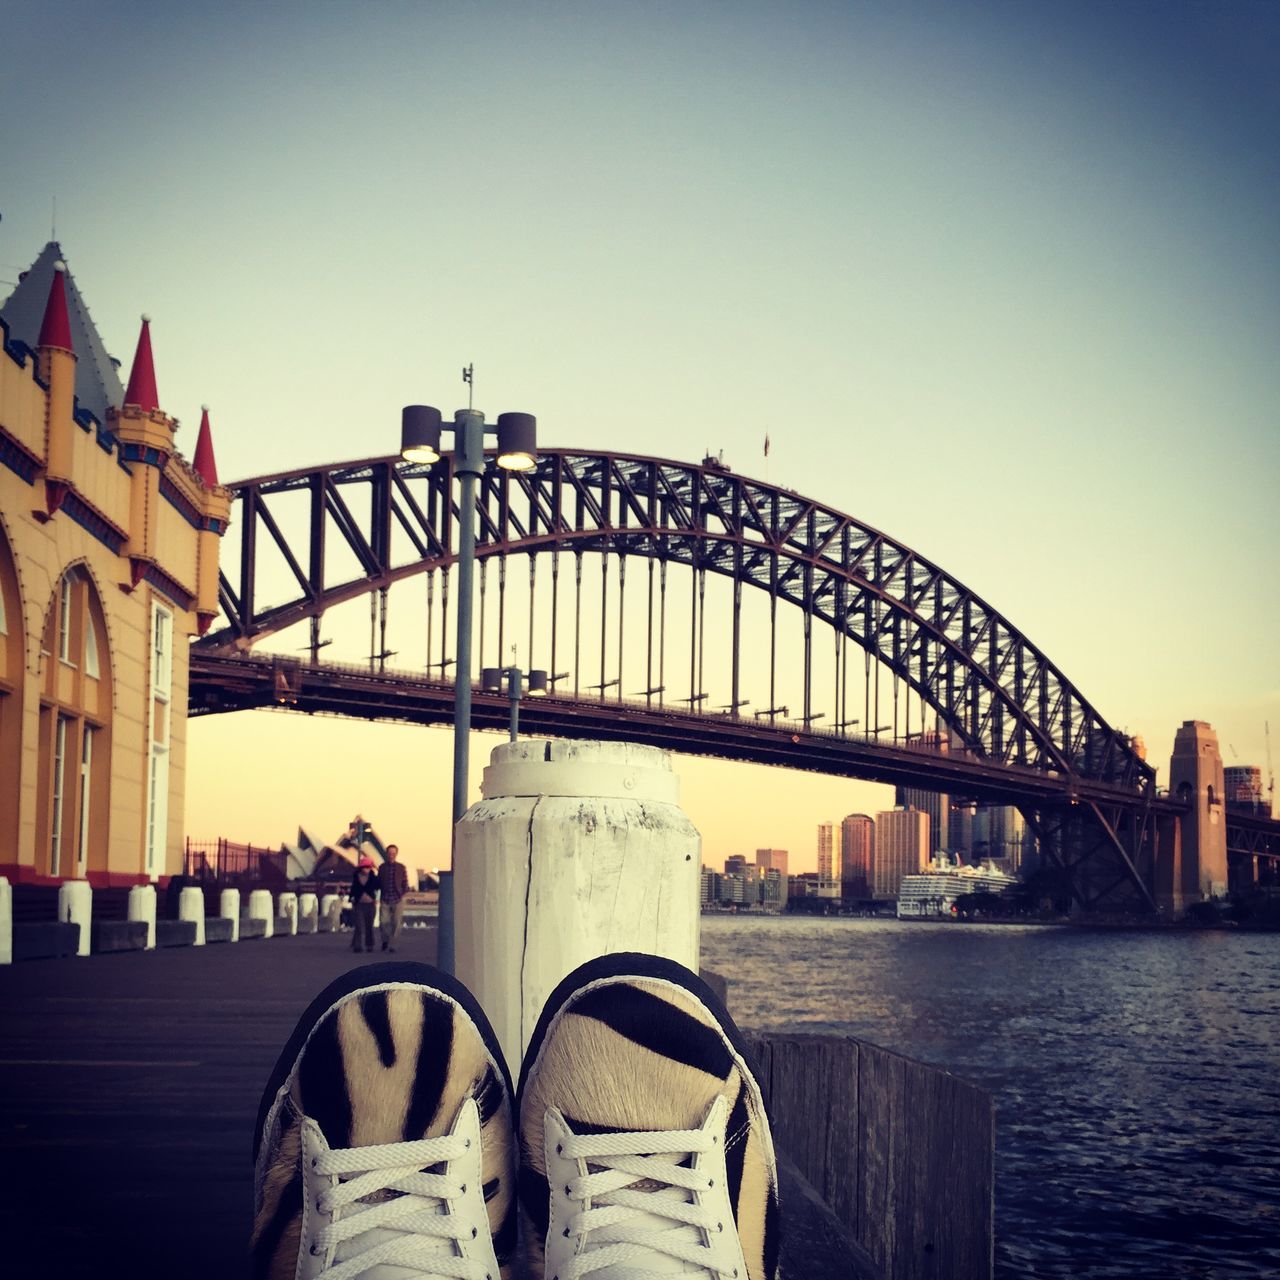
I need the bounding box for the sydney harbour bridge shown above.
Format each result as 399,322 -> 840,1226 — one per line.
188,447 -> 1280,913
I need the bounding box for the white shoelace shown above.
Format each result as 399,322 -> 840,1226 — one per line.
557,1126 -> 738,1280
309,1135 -> 491,1280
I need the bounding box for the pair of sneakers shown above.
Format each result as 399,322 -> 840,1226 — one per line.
252,953 -> 781,1280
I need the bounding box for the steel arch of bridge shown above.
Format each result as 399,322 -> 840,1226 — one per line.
198,448 -> 1152,794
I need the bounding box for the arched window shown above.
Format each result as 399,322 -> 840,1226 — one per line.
0,528 -> 23,864
37,566 -> 112,878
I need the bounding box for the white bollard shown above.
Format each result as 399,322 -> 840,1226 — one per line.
277,891 -> 298,936
456,739 -> 701,1076
298,891 -> 318,921
220,889 -> 241,942
320,892 -> 340,930
58,879 -> 93,957
178,886 -> 206,945
248,889 -> 274,938
128,884 -> 156,949
0,877 -> 11,965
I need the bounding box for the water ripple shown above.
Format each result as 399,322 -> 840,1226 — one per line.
701,917 -> 1280,1279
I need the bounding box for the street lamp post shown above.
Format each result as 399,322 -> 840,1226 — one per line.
482,663 -> 549,742
401,402 -> 537,973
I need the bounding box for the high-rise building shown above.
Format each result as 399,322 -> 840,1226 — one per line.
816,822 -> 838,896
873,808 -> 929,898
895,785 -> 949,855
971,804 -> 1035,874
839,814 -> 874,898
762,868 -> 785,912
755,850 -> 789,906
724,854 -> 751,876
950,802 -> 976,857
1224,766 -> 1267,816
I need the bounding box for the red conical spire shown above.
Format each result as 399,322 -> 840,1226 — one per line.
123,314 -> 160,412
192,405 -> 219,487
38,262 -> 74,352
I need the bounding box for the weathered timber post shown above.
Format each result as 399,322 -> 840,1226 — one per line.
455,739 -> 701,1074
748,1032 -> 994,1280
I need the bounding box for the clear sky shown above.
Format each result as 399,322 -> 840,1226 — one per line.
3,2 -> 1277,872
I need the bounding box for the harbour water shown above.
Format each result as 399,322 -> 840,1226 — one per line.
701,916 -> 1280,1279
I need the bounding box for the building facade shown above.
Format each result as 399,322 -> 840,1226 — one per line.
839,813 -> 874,898
816,821 -> 838,896
755,848 -> 789,908
0,243 -> 228,887
873,807 -> 929,899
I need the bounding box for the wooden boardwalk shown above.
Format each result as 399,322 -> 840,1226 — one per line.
0,927 -> 442,1278
0,926 -> 878,1278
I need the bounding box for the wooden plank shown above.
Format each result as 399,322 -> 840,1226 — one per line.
858,1040 -> 994,1280
753,1031 -> 993,1280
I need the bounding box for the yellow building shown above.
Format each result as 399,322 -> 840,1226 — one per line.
0,242 -> 229,888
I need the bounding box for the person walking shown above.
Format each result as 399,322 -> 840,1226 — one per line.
378,843 -> 410,952
348,857 -> 378,953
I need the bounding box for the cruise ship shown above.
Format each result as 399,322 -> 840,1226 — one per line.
896,860 -> 1020,918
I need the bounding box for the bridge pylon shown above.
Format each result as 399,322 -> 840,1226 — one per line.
1164,720 -> 1228,910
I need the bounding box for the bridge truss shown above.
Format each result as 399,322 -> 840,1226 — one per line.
196,448 -> 1170,911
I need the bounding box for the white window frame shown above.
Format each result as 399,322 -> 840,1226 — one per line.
84,614 -> 100,679
77,725 -> 94,875
145,603 -> 174,877
58,575 -> 73,664
51,714 -> 69,875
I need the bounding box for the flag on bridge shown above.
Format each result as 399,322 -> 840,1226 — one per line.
764,433 -> 771,457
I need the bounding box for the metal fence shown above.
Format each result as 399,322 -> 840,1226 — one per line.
183,838 -> 288,888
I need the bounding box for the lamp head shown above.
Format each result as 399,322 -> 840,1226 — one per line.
480,667 -> 502,692
527,669 -> 549,696
496,411 -> 537,471
401,405 -> 443,464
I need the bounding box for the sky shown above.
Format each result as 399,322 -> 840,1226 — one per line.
3,1 -> 1278,873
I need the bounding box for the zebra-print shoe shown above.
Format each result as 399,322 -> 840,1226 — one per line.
252,962 -> 517,1279
517,952 -> 781,1280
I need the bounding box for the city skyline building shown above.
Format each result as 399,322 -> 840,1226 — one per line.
816,822 -> 838,897
839,814 -> 874,898
1224,765 -> 1268,816
755,849 -> 789,907
873,807 -> 929,898
895,784 -> 949,856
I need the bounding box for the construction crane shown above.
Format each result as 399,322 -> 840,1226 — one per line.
1267,722 -> 1275,818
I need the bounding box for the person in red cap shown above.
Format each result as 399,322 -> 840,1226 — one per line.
347,856 -> 378,953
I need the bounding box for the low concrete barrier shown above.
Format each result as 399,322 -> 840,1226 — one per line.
127,884 -> 156,949
178,886 -> 206,946
205,917 -> 234,944
277,892 -> 298,937
58,880 -> 92,957
156,920 -> 197,948
219,889 -> 241,942
91,920 -> 148,953
246,890 -> 274,938
240,916 -> 268,939
0,877 -> 11,965
13,921 -> 79,960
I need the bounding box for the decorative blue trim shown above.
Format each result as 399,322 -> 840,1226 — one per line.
62,491 -> 126,554
119,441 -> 166,468
159,473 -> 203,529
0,432 -> 38,484
141,562 -> 194,610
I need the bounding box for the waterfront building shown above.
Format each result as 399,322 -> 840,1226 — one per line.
1224,765 -> 1268,816
873,807 -> 929,899
895,785 -> 948,856
756,848 -> 789,907
0,243 -> 229,888
788,871 -> 819,899
817,822 -> 838,896
762,867 -> 785,912
724,854 -> 750,876
700,867 -> 718,907
949,801 -> 975,857
839,813 -> 874,898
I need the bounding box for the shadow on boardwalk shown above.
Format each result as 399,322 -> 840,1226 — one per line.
0,927 -> 440,1278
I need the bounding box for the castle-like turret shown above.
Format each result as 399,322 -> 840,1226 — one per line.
36,262 -> 77,515
110,316 -> 176,587
191,406 -> 231,634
